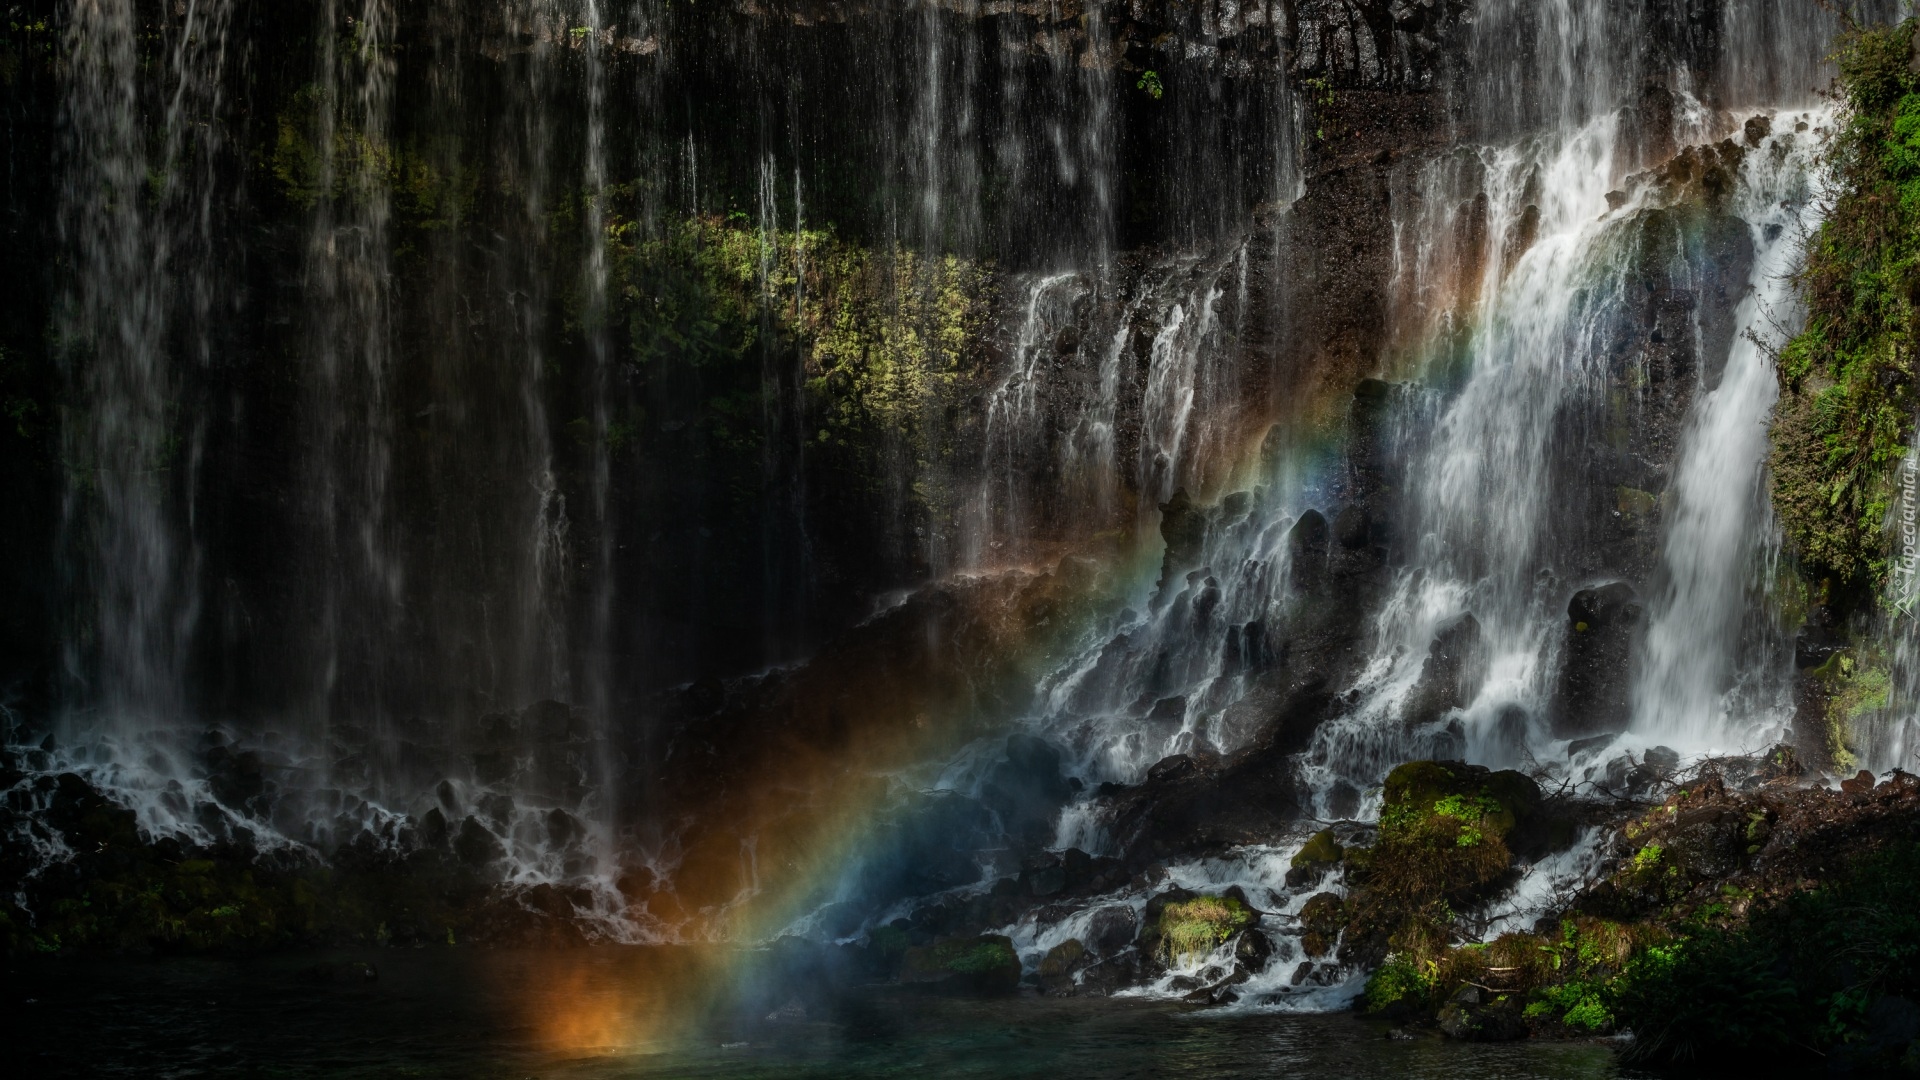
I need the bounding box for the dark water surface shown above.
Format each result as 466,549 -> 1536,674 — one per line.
7,949 -> 1650,1079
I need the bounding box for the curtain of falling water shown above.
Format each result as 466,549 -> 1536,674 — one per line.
57,0 -> 236,833
304,0 -> 401,804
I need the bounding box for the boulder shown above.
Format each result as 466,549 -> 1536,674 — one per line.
1438,986 -> 1530,1042
1402,614 -> 1485,727
1554,583 -> 1643,737
1086,904 -> 1138,956
1037,938 -> 1090,994
1286,828 -> 1345,890
981,734 -> 1072,848
899,934 -> 1022,995
1288,510 -> 1331,591
1299,891 -> 1345,958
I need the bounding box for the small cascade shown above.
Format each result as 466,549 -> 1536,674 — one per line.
1631,108 -> 1833,754
1029,480 -> 1311,792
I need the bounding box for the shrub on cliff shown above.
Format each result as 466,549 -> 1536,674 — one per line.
1770,18 -> 1920,592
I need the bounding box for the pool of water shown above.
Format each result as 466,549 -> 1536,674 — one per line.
5,948 -> 1651,1079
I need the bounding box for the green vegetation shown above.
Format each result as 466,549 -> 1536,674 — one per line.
1155,895 -> 1255,964
1770,19 -> 1920,592
1135,70 -> 1163,100
1344,762 -> 1540,962
1808,649 -> 1889,769
601,206 -> 993,504
940,937 -> 1018,974
899,934 -> 1022,993
1613,840 -> 1920,1066
270,84 -> 476,229
1363,952 -> 1434,1012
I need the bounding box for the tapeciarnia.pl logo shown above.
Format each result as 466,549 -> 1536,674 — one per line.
1898,454 -> 1919,617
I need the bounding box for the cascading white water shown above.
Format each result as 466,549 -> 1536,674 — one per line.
54,0 -> 239,841
897,0 -> 1884,1006
1632,110 -> 1833,755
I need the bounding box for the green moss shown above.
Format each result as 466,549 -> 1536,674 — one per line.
1156,895 -> 1255,964
942,938 -> 1018,975
269,84 -> 475,229
1290,828 -> 1344,868
1808,650 -> 1889,769
1345,763 -> 1539,963
1771,21 -> 1920,592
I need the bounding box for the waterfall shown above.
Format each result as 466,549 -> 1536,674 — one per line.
13,0 -> 1909,960
55,0 -> 237,838
946,2 -> 1868,953
1632,111 -> 1832,754
303,0 -> 400,805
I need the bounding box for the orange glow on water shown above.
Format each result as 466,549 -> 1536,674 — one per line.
500,946 -> 727,1057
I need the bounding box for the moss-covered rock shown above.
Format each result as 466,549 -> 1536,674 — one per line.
1339,762 -> 1562,967
1285,828 -> 1345,889
898,934 -> 1022,995
1036,937 -> 1089,994
1148,894 -> 1257,966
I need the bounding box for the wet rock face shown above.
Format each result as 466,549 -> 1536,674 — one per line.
1553,582 -> 1643,738
757,0 -> 1467,90
982,734 -> 1075,849
1291,0 -> 1469,90
1402,613 -> 1485,728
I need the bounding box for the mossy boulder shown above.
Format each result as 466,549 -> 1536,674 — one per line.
1149,894 -> 1257,966
1037,937 -> 1090,994
1286,828 -> 1344,889
1342,762 -> 1555,963
899,934 -> 1021,995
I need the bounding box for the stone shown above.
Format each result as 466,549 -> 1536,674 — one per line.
1037,938 -> 1090,994
1286,828 -> 1344,889
1147,755 -> 1197,783
1087,905 -> 1138,956
453,815 -> 505,867
1334,504 -> 1371,549
1288,509 -> 1331,591
1555,583 -> 1643,737
1326,780 -> 1362,820
1568,732 -> 1620,758
1234,928 -> 1274,969
1438,1000 -> 1529,1042
1147,695 -> 1189,723
1020,852 -> 1065,897
981,734 -> 1072,848
1402,614 -> 1485,727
